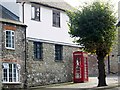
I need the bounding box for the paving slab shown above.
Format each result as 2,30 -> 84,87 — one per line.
31,75 -> 119,90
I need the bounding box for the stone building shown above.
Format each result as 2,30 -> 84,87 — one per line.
26,38 -> 79,87
0,1 -> 80,88
0,0 -> 119,89
0,5 -> 27,89
16,0 -> 81,87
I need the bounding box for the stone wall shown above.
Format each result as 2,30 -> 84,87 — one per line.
1,21 -> 26,89
0,22 -> 2,89
108,30 -> 118,74
109,43 -> 118,74
26,40 -> 79,87
117,28 -> 120,73
88,54 -> 109,76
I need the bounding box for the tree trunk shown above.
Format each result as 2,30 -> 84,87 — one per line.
97,55 -> 107,87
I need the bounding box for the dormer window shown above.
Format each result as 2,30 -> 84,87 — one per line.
53,10 -> 60,27
31,4 -> 40,21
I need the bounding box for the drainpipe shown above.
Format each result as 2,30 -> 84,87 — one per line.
22,2 -> 25,23
17,1 -> 27,88
24,27 -> 27,89
21,1 -> 27,88
22,2 -> 28,89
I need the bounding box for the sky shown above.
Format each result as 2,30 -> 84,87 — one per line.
65,0 -> 119,7
0,0 -> 120,18
65,0 -> 119,14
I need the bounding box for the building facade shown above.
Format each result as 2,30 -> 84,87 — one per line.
26,39 -> 79,87
0,18 -> 27,89
0,0 -> 119,89
0,1 -> 81,89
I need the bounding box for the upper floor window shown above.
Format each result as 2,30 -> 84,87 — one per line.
55,44 -> 63,60
2,63 -> 20,83
31,5 -> 40,21
53,10 -> 60,27
34,42 -> 43,60
5,30 -> 15,49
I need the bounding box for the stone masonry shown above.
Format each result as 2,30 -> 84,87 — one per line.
26,40 -> 79,87
0,19 -> 26,89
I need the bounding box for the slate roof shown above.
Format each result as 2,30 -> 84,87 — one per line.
17,0 -> 74,11
0,4 -> 19,21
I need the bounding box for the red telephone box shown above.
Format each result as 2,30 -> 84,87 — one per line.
73,51 -> 88,83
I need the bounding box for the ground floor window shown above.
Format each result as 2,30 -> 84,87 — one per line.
34,42 -> 43,60
55,44 -> 63,60
2,63 -> 20,83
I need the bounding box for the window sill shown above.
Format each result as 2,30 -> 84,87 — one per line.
53,25 -> 60,28
31,18 -> 41,22
5,47 -> 15,50
2,82 -> 21,85
55,60 -> 63,62
33,59 -> 43,61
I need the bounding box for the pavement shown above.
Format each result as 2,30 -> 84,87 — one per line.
31,75 -> 119,90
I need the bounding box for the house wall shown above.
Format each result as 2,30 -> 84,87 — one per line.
88,54 -> 109,76
118,2 -> 120,75
26,40 -> 79,86
109,39 -> 118,74
0,21 -> 26,89
0,22 -> 2,89
19,3 -> 73,44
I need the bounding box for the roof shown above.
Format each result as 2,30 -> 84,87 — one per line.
0,18 -> 27,27
27,37 -> 81,48
0,4 -> 19,21
17,0 -> 74,11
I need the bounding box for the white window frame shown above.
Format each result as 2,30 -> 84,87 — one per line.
2,63 -> 20,84
5,30 -> 15,50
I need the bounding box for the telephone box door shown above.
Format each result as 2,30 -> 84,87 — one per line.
73,52 -> 83,83
73,51 -> 88,83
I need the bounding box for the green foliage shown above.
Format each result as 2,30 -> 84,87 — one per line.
67,1 -> 117,55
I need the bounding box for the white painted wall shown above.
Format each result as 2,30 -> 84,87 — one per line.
23,3 -> 73,43
1,1 -> 74,44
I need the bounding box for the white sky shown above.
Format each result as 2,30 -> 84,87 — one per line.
0,0 -> 120,18
65,0 -> 119,16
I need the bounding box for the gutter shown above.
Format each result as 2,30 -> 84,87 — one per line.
16,1 -> 27,89
22,2 -> 27,89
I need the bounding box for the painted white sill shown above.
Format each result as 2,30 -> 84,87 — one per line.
5,47 -> 15,50
2,82 -> 21,84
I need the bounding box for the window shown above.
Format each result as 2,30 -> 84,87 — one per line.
34,42 -> 43,60
31,5 -> 40,21
5,30 -> 15,49
55,44 -> 63,60
53,10 -> 60,27
118,56 -> 120,63
2,63 -> 20,83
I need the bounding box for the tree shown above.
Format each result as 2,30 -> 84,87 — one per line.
67,1 -> 116,87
